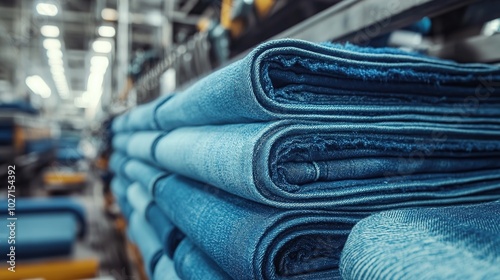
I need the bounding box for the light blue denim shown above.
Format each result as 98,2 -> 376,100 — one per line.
126,182 -> 152,217
154,174 -> 366,279
128,211 -> 163,279
112,132 -> 166,166
123,158 -> 170,196
112,95 -> 172,133
174,238 -> 232,280
154,254 -> 180,280
112,39 -> 500,133
110,176 -> 133,220
146,203 -> 185,259
340,201 -> 500,280
118,121 -> 500,210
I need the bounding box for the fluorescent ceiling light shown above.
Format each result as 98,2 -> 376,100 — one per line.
41,25 -> 60,37
36,3 -> 58,16
43,38 -> 61,49
48,57 -> 64,66
26,75 -> 51,98
50,65 -> 65,73
101,8 -> 118,21
98,26 -> 116,37
47,49 -> 63,58
92,40 -> 112,53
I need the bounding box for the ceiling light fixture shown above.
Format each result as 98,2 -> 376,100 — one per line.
41,25 -> 60,37
36,3 -> 58,16
92,40 -> 112,53
101,8 -> 118,21
26,75 -> 51,98
43,38 -> 61,49
98,26 -> 116,37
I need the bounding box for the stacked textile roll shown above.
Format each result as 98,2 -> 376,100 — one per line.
109,39 -> 500,279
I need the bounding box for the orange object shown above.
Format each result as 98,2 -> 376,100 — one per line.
221,0 -> 245,38
255,0 -> 276,17
43,172 -> 87,185
0,259 -> 99,280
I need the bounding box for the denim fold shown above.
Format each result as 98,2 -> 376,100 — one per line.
340,201 -> 500,280
112,39 -> 500,133
173,238 -> 232,280
146,203 -> 185,259
118,121 -> 500,209
154,254 -> 180,280
154,174 -> 366,279
128,212 -> 163,279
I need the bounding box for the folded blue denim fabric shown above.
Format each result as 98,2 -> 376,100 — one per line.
110,177 -> 133,220
109,152 -> 129,176
123,158 -> 170,195
155,175 -> 366,279
174,238 -> 232,280
340,201 -> 500,280
112,132 -> 166,165
112,95 -> 172,133
154,254 -> 180,280
128,212 -> 163,279
146,203 -> 185,259
126,182 -> 152,217
144,121 -> 500,210
112,39 -> 500,133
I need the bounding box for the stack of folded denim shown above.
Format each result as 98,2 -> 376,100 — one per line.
109,39 -> 500,279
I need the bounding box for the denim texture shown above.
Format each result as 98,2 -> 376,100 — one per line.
128,211 -> 163,279
174,238 -> 232,280
112,95 -> 171,133
154,254 -> 180,280
146,203 -> 185,259
110,176 -> 133,220
123,158 -> 170,195
115,121 -> 500,210
154,174 -> 366,279
126,182 -> 152,217
109,152 -> 129,177
112,39 -> 500,133
340,201 -> 500,280
112,132 -> 166,165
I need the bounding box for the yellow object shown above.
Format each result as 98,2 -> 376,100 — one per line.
0,259 -> 99,280
255,0 -> 275,17
13,125 -> 25,153
197,17 -> 211,32
44,172 -> 87,185
220,0 -> 245,38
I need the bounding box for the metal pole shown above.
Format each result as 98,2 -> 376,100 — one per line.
117,0 -> 129,99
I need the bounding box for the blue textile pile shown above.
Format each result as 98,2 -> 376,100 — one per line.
109,39 -> 500,279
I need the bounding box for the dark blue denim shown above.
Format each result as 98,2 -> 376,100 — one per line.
154,254 -> 180,280
112,39 -> 500,133
117,121 -> 500,210
173,238 -> 232,280
128,212 -> 163,279
340,201 -> 500,280
146,204 -> 185,259
154,174 -> 366,279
